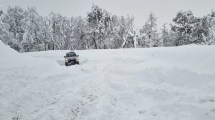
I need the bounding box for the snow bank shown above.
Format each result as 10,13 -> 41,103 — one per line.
0,41 -> 63,119
1,41 -> 215,120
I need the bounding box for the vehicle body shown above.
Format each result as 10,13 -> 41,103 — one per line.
64,51 -> 79,66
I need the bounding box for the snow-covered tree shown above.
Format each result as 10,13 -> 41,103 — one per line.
207,10 -> 215,44
48,12 -> 65,50
4,6 -> 25,51
139,12 -> 159,47
191,17 -> 210,44
87,4 -> 112,49
161,24 -> 172,47
39,17 -> 52,51
20,7 -> 44,52
70,17 -> 87,50
0,7 -> 3,31
2,5 -> 215,52
0,7 -> 9,43
171,10 -> 198,45
119,16 -> 136,48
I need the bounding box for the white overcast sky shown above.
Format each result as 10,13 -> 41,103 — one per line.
0,0 -> 215,29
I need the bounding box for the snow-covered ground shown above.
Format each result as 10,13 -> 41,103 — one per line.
1,41 -> 215,120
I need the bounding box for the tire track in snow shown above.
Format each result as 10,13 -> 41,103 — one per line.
67,59 -> 112,120
20,59 -> 111,120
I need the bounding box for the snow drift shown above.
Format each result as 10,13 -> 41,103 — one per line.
1,41 -> 215,120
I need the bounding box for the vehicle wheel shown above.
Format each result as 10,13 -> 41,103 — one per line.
65,63 -> 68,66
76,61 -> 79,65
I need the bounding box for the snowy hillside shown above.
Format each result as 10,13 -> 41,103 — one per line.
1,41 -> 215,120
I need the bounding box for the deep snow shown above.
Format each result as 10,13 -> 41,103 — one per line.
1,41 -> 215,120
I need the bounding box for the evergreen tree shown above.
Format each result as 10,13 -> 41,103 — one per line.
161,24 -> 170,47
171,10 -> 198,45
139,12 -> 159,47
207,10 -> 215,44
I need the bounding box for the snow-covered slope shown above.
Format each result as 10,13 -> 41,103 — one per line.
1,41 -> 215,120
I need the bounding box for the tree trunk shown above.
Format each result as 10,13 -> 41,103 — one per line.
93,32 -> 98,49
121,36 -> 127,48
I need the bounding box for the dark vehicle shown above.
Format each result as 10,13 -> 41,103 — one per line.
64,51 -> 79,66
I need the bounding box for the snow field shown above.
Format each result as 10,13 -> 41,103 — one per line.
1,41 -> 215,120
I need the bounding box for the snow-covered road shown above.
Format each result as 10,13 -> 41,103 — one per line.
1,41 -> 215,120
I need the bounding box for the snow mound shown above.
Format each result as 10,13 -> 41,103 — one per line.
0,41 -> 62,119
0,40 -> 19,55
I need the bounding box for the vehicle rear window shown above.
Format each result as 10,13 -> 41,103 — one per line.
66,52 -> 76,57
